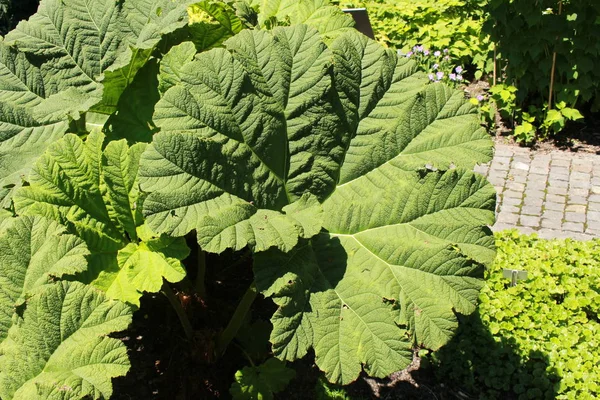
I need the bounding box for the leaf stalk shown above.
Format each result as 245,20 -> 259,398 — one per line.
161,281 -> 194,341
216,282 -> 258,356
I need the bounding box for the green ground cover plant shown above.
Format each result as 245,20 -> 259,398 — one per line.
0,0 -> 496,397
429,231 -> 600,399
336,0 -> 493,79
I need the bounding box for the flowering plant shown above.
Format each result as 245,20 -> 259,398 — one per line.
401,46 -> 466,88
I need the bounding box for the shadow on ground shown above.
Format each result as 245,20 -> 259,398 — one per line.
379,310 -> 560,400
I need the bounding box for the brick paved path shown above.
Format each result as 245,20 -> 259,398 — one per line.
474,143 -> 600,240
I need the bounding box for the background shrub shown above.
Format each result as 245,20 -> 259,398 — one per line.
336,0 -> 493,79
485,0 -> 600,111
428,231 -> 600,399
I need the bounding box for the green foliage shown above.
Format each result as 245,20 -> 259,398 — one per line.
404,46 -> 467,88
314,378 -> 355,400
0,0 -> 497,396
429,231 -> 600,399
0,281 -> 132,400
338,0 -> 493,78
485,0 -> 600,109
230,358 -> 295,400
14,132 -> 190,307
143,23 -> 495,384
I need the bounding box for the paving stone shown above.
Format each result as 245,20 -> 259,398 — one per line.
544,201 -> 565,211
587,211 -> 600,221
505,182 -> 525,192
541,218 -> 562,229
525,180 -> 547,190
499,204 -> 520,214
512,147 -> 530,155
545,194 -> 566,204
569,180 -> 591,189
524,197 -> 544,208
585,227 -> 600,236
503,190 -> 523,199
546,186 -> 568,196
497,212 -> 520,224
501,196 -> 522,207
480,144 -> 600,239
521,205 -> 542,216
547,179 -> 568,188
569,232 -> 596,241
512,161 -> 530,171
548,173 -> 569,182
565,204 -> 586,213
562,222 -> 584,232
567,196 -> 587,205
492,222 -> 516,232
572,164 -> 593,173
529,171 -> 550,179
488,176 -> 506,187
541,210 -> 563,220
494,157 -> 511,165
519,215 -> 540,227
565,212 -> 586,223
509,168 -> 528,176
489,170 -> 508,179
571,172 -> 591,181
537,229 -> 569,240
589,194 -> 600,203
494,147 -> 514,157
510,174 -> 527,184
588,202 -> 600,212
567,188 -> 589,197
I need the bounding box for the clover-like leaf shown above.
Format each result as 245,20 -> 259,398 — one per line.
0,281 -> 132,400
0,216 -> 89,343
14,132 -> 189,306
230,358 -> 295,400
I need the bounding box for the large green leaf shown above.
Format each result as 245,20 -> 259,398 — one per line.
140,26 -> 335,252
5,0 -> 192,114
14,132 -> 189,306
0,216 -> 89,343
255,169 -> 495,384
187,0 -> 245,51
140,26 -> 495,383
0,0 -> 194,207
245,0 -> 355,40
230,358 -> 295,400
0,102 -> 68,208
0,281 -> 132,400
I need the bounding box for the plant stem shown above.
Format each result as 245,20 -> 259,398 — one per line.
548,0 -> 563,110
196,249 -> 207,298
161,281 -> 194,341
216,282 -> 258,356
234,342 -> 256,368
493,42 -> 497,86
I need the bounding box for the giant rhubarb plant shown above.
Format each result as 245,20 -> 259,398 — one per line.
0,0 -> 495,398
140,23 -> 495,385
